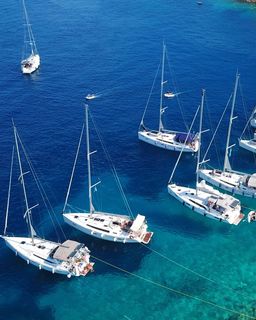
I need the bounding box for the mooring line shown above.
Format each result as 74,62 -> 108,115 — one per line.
91,255 -> 255,319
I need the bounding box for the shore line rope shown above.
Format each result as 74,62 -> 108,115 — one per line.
91,255 -> 255,319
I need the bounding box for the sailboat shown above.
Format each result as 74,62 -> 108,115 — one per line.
138,44 -> 199,153
63,105 -> 153,244
1,124 -> 94,277
199,74 -> 256,198
21,0 -> 40,74
168,90 -> 244,225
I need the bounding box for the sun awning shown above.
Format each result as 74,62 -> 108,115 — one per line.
52,240 -> 82,261
175,133 -> 196,144
130,214 -> 145,232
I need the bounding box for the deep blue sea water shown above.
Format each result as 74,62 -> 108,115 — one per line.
1,0 -> 256,319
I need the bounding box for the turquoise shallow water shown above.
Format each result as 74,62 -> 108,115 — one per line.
0,0 -> 256,319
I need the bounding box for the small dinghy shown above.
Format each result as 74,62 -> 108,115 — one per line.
85,93 -> 97,100
164,91 -> 176,98
248,211 -> 256,223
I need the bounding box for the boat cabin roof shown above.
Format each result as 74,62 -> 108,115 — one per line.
130,214 -> 145,232
208,196 -> 239,212
52,240 -> 83,261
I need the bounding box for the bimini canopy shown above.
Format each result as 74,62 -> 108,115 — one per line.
175,133 -> 196,144
130,214 -> 145,232
52,240 -> 82,262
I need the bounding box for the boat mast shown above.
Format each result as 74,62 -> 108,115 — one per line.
196,89 -> 205,194
22,0 -> 35,55
85,105 -> 95,214
3,147 -> 14,236
159,43 -> 165,132
223,72 -> 239,172
13,124 -> 35,243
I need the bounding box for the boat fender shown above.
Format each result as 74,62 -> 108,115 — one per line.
192,206 -> 194,211
204,213 -> 206,216
52,268 -> 55,274
27,259 -> 29,264
39,264 -> 41,270
182,201 -> 185,205
101,233 -> 104,238
219,219 -> 222,222
232,188 -> 235,194
67,274 -> 72,279
15,251 -> 17,256
114,237 -> 117,242
219,183 -> 221,188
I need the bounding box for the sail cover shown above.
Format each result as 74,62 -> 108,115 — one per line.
175,133 -> 196,144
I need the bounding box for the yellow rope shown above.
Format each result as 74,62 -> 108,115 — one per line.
142,243 -> 252,301
92,255 -> 256,320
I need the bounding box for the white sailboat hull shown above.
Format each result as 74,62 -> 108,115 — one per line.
21,54 -> 40,74
1,236 -> 94,277
199,169 -> 256,198
167,183 -> 244,225
138,130 -> 198,153
63,212 -> 153,244
239,139 -> 256,154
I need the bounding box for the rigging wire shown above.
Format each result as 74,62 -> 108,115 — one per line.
168,102 -> 200,183
165,48 -> 189,132
91,255 -> 255,320
63,124 -> 85,213
3,146 -> 14,236
17,131 -> 66,241
238,81 -> 256,165
202,94 -> 232,165
89,110 -> 135,218
139,62 -> 161,128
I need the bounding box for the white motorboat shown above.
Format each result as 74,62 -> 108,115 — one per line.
21,0 -> 40,74
168,90 -> 244,225
138,44 -> 199,153
164,91 -> 176,98
1,124 -> 94,277
199,74 -> 256,198
63,105 -> 153,244
85,93 -> 97,100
